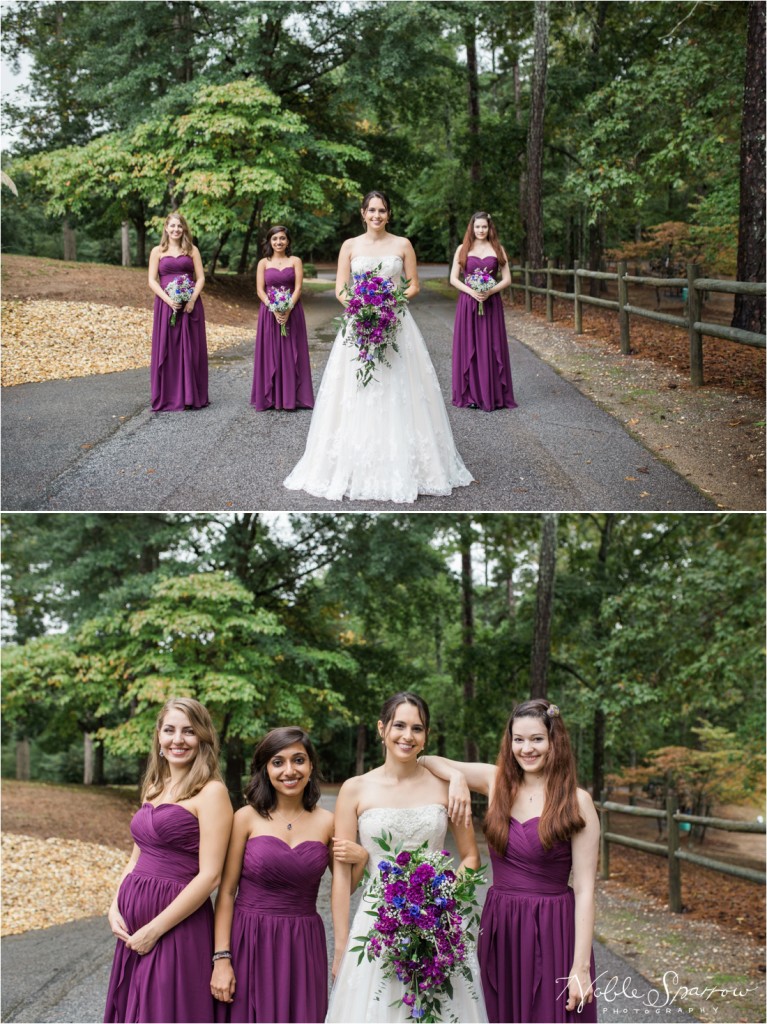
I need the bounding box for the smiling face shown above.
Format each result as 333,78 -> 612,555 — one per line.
165,216 -> 184,243
266,742 -> 312,798
362,197 -> 389,231
379,701 -> 427,761
158,706 -> 200,768
472,218 -> 489,241
510,715 -> 550,776
270,231 -> 288,253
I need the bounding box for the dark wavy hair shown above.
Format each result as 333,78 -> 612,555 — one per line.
243,727 -> 321,818
457,211 -> 506,273
483,698 -> 585,854
263,224 -> 292,259
361,190 -> 393,226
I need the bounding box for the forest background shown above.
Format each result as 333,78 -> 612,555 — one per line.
2,0 -> 764,336
2,512 -> 765,817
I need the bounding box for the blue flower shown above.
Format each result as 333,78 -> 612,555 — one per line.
431,874 -> 446,888
408,904 -> 422,918
411,1008 -> 425,1019
392,896 -> 405,909
378,860 -> 394,873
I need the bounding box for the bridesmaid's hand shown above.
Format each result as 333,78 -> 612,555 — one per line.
275,310 -> 289,326
107,903 -> 131,943
565,968 -> 594,1012
184,298 -> 196,314
125,921 -> 161,955
167,299 -> 182,312
210,959 -> 236,1003
332,837 -> 368,867
472,290 -> 486,303
447,774 -> 473,829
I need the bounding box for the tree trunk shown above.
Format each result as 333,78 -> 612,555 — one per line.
132,212 -> 147,267
525,1 -> 549,279
224,735 -> 246,809
514,61 -> 527,263
591,514 -> 614,795
465,15 -> 481,198
95,739 -> 105,786
530,513 -> 557,698
592,706 -> 606,800
208,229 -> 231,276
459,521 -> 478,762
62,217 -> 77,261
355,722 -> 367,776
237,199 -> 263,275
121,221 -> 131,267
16,737 -> 31,780
83,732 -> 94,785
733,0 -> 766,334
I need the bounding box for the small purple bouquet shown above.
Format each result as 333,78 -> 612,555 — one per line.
464,267 -> 495,315
164,275 -> 195,326
267,285 -> 293,336
336,264 -> 409,387
351,831 -> 486,1022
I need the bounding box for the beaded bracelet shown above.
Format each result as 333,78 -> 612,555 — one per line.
212,950 -> 232,962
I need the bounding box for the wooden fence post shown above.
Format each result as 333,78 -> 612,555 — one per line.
524,262 -> 532,313
546,259 -> 554,322
573,260 -> 582,334
667,792 -> 682,912
599,790 -> 610,880
617,260 -> 630,354
687,263 -> 704,386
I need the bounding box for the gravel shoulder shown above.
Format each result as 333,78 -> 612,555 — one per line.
505,307 -> 765,511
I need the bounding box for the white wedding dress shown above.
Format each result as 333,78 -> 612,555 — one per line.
326,804 -> 488,1023
284,256 -> 474,503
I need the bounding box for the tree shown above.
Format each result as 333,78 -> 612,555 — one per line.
733,0 -> 765,334
524,0 -> 549,274
530,513 -> 557,699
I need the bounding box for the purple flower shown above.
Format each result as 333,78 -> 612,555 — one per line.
396,851 -> 412,866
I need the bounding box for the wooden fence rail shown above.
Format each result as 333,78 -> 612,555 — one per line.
510,261 -> 766,386
596,793 -> 766,913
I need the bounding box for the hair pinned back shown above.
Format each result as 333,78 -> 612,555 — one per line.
457,211 -> 506,274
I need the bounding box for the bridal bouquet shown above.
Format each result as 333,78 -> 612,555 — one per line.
464,267 -> 495,315
164,275 -> 195,326
336,265 -> 408,387
351,832 -> 486,1023
267,285 -> 293,336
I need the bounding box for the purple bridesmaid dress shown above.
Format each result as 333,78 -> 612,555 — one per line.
104,803 -> 216,1023
251,266 -> 314,410
151,254 -> 209,412
452,255 -> 517,411
221,836 -> 329,1023
478,817 -> 597,1023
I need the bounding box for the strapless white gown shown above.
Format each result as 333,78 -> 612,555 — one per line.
326,804 -> 488,1023
284,256 -> 474,503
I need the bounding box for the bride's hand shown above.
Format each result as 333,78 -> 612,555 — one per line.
447,773 -> 473,829
331,951 -> 343,981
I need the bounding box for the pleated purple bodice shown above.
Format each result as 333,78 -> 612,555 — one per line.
129,802 -> 200,885
488,815 -> 573,895
236,836 -> 328,915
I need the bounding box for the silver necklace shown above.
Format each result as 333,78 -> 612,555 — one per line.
273,807 -> 306,831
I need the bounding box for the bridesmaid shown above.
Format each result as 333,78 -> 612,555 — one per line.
450,212 -> 517,411
251,225 -> 314,410
148,212 -> 209,412
104,698 -> 233,1023
210,726 -> 368,1023
421,699 -> 600,1023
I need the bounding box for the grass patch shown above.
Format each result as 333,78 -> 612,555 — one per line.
421,278 -> 456,301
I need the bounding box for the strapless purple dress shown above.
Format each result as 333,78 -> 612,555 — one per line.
103,803 -> 215,1023
251,265 -> 314,410
478,817 -> 597,1023
223,836 -> 329,1023
452,255 -> 517,411
151,254 -> 209,412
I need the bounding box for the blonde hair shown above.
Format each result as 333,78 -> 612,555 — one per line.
159,212 -> 194,256
141,698 -> 224,804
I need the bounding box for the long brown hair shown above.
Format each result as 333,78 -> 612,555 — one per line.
457,211 -> 506,274
483,698 -> 585,854
141,697 -> 224,804
159,211 -> 194,256
243,726 -> 322,818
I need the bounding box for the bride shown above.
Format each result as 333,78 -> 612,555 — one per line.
327,691 -> 488,1023
283,191 -> 474,503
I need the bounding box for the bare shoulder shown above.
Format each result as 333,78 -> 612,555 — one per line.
576,787 -> 598,819
312,805 -> 334,826
198,778 -> 231,806
339,237 -> 356,254
232,804 -> 257,832
292,254 -> 303,266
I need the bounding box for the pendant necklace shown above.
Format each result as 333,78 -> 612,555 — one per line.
275,807 -> 306,831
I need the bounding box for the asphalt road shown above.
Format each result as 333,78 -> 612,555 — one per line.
2,283 -> 714,512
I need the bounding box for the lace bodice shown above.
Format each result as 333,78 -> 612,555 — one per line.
358,804 -> 448,880
350,254 -> 404,281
